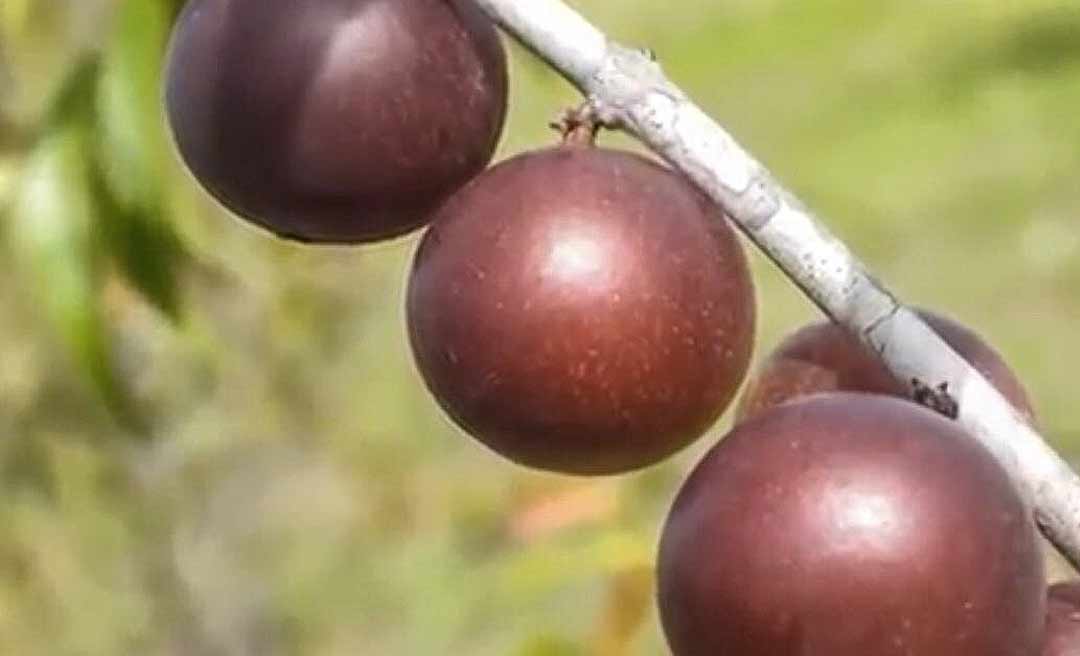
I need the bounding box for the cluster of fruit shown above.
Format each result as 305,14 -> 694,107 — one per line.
163,0 -> 1078,653
661,313 -> 1055,655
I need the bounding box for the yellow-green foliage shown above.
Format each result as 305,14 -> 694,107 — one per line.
0,0 -> 1078,653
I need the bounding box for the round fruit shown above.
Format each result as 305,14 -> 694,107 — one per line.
407,143 -> 756,475
736,309 -> 1035,423
658,393 -> 1044,656
164,0 -> 508,243
1044,581 -> 1080,656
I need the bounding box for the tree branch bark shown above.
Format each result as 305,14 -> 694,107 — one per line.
474,0 -> 1080,569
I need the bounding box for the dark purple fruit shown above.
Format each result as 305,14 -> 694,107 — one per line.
658,393 -> 1044,656
737,309 -> 1036,423
164,0 -> 508,243
406,144 -> 756,475
1045,581 -> 1080,656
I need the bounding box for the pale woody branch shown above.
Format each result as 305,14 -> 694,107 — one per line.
474,0 -> 1080,568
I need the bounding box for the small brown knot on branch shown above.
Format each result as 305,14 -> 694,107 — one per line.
549,103 -> 601,146
911,378 -> 960,420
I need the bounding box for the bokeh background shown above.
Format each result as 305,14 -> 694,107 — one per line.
1,0 -> 1079,653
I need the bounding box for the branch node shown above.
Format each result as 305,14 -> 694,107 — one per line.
588,44 -> 682,125
911,378 -> 960,420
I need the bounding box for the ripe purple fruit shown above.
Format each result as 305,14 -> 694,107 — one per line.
658,393 -> 1045,656
737,309 -> 1036,423
1044,581 -> 1080,656
406,142 -> 756,475
164,0 -> 508,243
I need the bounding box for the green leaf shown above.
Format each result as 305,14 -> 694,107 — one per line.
96,0 -> 169,213
12,123 -> 104,395
96,0 -> 186,319
43,57 -> 99,130
101,198 -> 187,320
8,102 -> 141,432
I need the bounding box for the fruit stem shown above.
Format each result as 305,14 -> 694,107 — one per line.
550,104 -> 599,146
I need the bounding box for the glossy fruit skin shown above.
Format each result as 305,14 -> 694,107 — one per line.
164,0 -> 508,243
736,309 -> 1036,423
407,145 -> 756,475
1044,582 -> 1080,656
658,393 -> 1045,656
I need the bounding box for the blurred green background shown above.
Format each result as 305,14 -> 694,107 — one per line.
1,0 -> 1079,653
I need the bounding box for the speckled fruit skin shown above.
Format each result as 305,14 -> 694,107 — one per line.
658,393 -> 1045,656
406,144 -> 756,475
164,0 -> 507,244
1044,581 -> 1080,656
736,309 -> 1036,423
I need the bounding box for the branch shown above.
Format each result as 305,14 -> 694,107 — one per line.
474,0 -> 1080,568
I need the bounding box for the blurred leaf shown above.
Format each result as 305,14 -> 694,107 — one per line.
43,57 -> 98,129
96,0 -> 186,319
93,172 -> 187,321
8,62 -> 142,432
96,0 -> 168,211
